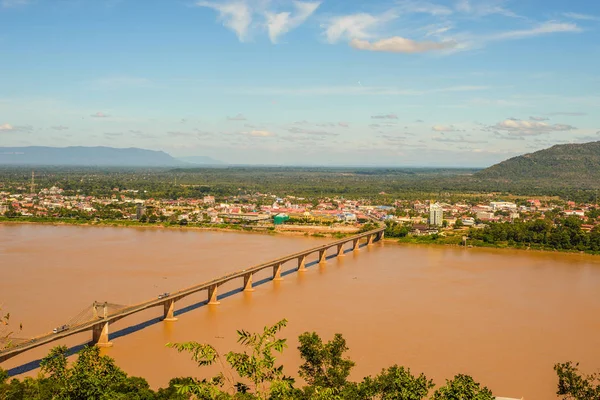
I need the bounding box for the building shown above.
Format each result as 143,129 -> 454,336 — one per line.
429,203 -> 443,226
203,195 -> 215,205
136,203 -> 145,220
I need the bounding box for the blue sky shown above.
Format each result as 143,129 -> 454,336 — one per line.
1,0 -> 599,166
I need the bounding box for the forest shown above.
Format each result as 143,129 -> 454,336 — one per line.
1,166 -> 599,203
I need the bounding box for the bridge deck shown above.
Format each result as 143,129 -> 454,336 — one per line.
0,227 -> 384,363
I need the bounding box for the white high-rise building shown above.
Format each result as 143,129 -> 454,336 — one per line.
429,203 -> 443,226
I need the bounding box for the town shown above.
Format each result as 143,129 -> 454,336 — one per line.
1,182 -> 597,237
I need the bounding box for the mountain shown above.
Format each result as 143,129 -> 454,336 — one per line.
0,146 -> 185,167
178,156 -> 224,165
475,141 -> 600,188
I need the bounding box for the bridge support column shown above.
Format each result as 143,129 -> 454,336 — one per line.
298,255 -> 307,271
378,231 -> 385,241
337,244 -> 345,257
352,238 -> 359,251
208,285 -> 220,305
243,273 -> 254,292
272,263 -> 283,281
163,299 -> 177,321
319,249 -> 327,263
368,235 -> 374,245
92,321 -> 112,348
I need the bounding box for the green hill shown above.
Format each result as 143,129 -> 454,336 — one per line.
475,141 -> 600,188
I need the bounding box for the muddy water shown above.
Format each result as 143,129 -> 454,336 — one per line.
1,224 -> 600,399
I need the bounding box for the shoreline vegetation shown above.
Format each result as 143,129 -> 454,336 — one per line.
2,319 -> 598,399
2,217 -> 600,256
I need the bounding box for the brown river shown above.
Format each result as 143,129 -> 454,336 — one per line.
1,224 -> 599,399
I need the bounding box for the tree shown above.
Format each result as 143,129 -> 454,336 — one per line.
359,365 -> 434,400
297,332 -> 355,394
454,219 -> 464,228
554,362 -> 600,400
431,374 -> 494,400
168,319 -> 291,399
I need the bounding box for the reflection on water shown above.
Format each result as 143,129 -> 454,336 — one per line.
1,224 -> 600,399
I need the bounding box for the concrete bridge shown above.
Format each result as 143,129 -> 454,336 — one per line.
0,227 -> 385,364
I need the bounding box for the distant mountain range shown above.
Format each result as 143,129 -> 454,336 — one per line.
475,141 -> 600,188
0,146 -> 223,167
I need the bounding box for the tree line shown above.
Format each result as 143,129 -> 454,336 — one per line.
1,319 -> 598,399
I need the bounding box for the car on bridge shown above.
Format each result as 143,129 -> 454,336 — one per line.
158,292 -> 170,299
52,325 -> 69,334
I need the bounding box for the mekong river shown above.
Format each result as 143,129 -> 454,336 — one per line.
1,224 -> 599,399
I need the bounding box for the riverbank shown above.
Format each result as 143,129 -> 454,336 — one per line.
0,217 -> 357,239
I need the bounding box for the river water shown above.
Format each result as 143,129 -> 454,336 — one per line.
1,224 -> 599,399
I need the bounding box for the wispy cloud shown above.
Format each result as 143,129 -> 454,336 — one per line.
488,21 -> 581,41
562,12 -> 600,22
0,123 -> 33,132
51,125 -> 69,130
351,37 -> 456,53
1,0 -> 29,8
455,0 -> 519,18
198,0 -> 319,43
398,0 -> 453,16
197,1 -> 253,41
492,118 -> 576,136
266,1 -> 321,43
245,130 -> 276,137
529,116 -> 549,121
323,11 -> 397,43
91,112 -> 109,118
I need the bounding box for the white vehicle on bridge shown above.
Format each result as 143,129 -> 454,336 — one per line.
158,292 -> 170,299
52,325 -> 69,334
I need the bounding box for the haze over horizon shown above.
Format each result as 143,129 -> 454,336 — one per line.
1,0 -> 599,167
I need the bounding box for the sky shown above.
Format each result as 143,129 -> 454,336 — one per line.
1,0 -> 599,167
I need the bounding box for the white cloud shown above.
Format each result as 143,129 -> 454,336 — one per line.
563,12 -> 600,22
397,1 -> 453,16
493,119 -> 576,136
323,11 -> 396,43
1,0 -> 29,8
266,1 -> 320,43
197,1 -> 253,41
529,116 -> 549,121
455,0 -> 518,18
432,124 -> 458,132
0,123 -> 32,132
91,112 -> 109,118
489,21 -> 581,41
288,127 -> 338,136
350,37 -> 457,53
338,122 -> 349,128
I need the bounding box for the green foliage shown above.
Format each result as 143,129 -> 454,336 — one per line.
167,319 -> 290,399
297,332 -> 355,393
431,374 -> 494,400
468,216 -> 600,253
554,362 -> 600,400
385,221 -> 410,238
359,365 -> 435,400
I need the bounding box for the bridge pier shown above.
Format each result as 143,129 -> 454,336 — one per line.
368,234 -> 374,245
243,273 -> 254,291
377,231 -> 385,241
337,244 -> 345,257
352,238 -> 359,251
273,263 -> 283,281
298,255 -> 307,271
92,321 -> 112,348
163,299 -> 178,321
208,285 -> 220,305
319,249 -> 327,263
